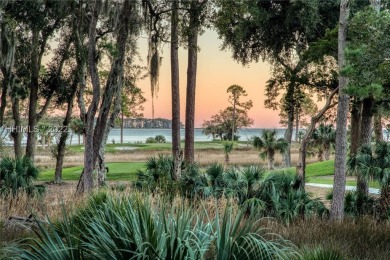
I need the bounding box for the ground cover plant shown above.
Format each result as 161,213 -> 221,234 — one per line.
4,192 -> 298,260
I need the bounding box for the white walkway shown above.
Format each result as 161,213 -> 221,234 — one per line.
306,183 -> 380,195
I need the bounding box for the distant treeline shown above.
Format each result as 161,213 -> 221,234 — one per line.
3,117 -> 184,130
117,118 -> 185,129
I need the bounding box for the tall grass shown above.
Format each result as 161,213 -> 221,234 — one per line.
270,217 -> 390,260
6,192 -> 298,259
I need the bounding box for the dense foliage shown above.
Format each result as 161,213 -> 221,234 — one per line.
136,156 -> 327,224
6,193 -> 298,259
0,157 -> 43,196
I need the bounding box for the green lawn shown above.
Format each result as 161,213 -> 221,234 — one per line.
307,176 -> 380,189
271,160 -> 335,177
38,162 -> 144,182
67,141 -> 251,153
37,158 -> 380,189
306,160 -> 335,177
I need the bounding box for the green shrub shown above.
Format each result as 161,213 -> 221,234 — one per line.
134,155 -> 180,197
0,157 -> 43,196
258,172 -> 328,223
326,190 -> 377,217
145,137 -> 157,143
154,134 -> 166,143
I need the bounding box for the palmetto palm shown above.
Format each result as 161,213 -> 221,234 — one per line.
253,130 -> 288,170
311,124 -> 336,161
349,142 -> 390,219
223,141 -> 234,164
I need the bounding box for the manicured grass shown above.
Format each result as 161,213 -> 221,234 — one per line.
307,176 -> 380,189
38,162 -> 144,182
67,141 -> 251,153
270,160 -> 335,177
306,160 -> 335,177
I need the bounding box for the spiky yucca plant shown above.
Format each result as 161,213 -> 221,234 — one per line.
8,193 -> 298,260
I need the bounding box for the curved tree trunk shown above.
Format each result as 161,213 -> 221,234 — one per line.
330,0 -> 350,221
171,0 -> 181,180
54,88 -> 76,184
296,87 -> 338,189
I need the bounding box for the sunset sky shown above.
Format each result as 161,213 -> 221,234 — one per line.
136,29 -> 280,128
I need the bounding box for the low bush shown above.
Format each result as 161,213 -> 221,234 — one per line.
145,135 -> 167,144
0,157 -> 44,196
145,137 -> 157,143
155,134 -> 166,143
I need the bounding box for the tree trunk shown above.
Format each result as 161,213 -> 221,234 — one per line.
232,99 -> 236,141
379,185 -> 390,219
283,92 -> 294,167
77,0 -> 131,193
330,0 -> 350,221
295,110 -> 299,142
25,29 -> 40,160
54,89 -> 76,184
97,90 -> 122,186
324,143 -> 331,161
11,97 -> 22,159
77,0 -> 103,194
0,75 -> 8,127
225,152 -> 229,164
120,112 -> 124,144
318,148 -> 324,162
374,112 -> 383,142
171,0 -> 181,180
0,21 -> 16,127
357,97 -> 374,197
349,99 -> 361,157
282,81 -> 295,167
184,2 -> 199,163
268,150 -> 275,170
297,142 -> 306,187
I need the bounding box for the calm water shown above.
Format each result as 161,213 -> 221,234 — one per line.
84,128 -> 288,144
2,128 -> 291,145
5,127 -> 389,146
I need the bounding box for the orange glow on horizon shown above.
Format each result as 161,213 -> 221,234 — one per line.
137,29 -> 281,128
